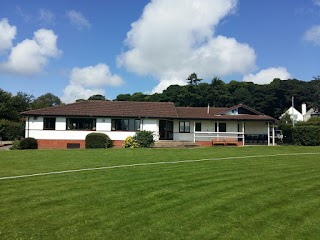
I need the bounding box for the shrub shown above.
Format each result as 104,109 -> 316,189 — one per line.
85,133 -> 112,149
293,126 -> 320,146
280,124 -> 293,144
19,137 -> 38,149
0,119 -> 25,141
133,131 -> 155,148
124,136 -> 139,148
10,140 -> 21,150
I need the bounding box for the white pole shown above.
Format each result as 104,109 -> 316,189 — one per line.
242,121 -> 245,146
267,122 -> 270,146
272,123 -> 275,146
193,121 -> 196,143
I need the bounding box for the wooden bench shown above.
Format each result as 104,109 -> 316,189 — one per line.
212,138 -> 241,146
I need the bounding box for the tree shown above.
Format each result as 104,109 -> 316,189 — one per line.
88,94 -> 106,101
187,73 -> 202,86
32,93 -> 62,109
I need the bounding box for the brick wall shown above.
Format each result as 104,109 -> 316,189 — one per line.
37,139 -> 125,149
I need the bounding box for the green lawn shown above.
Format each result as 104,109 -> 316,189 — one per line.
0,146 -> 320,239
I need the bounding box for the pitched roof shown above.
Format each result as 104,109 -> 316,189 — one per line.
22,101 -> 178,118
22,101 -> 275,121
176,105 -> 274,121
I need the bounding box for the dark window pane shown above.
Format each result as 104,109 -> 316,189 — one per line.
195,122 -> 201,131
43,117 -> 56,130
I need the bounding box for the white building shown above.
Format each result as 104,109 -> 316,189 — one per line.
22,101 -> 276,149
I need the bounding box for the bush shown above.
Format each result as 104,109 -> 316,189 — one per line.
133,131 -> 155,148
10,140 -> 21,150
280,124 -> 293,144
124,136 -> 139,148
293,126 -> 320,146
85,133 -> 112,149
0,119 -> 25,141
19,137 -> 38,149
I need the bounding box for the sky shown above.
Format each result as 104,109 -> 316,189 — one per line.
1,0 -> 320,103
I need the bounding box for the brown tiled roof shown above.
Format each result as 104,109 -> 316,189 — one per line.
176,105 -> 275,121
21,101 -> 275,121
22,101 -> 178,118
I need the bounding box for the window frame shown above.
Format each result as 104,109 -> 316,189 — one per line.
66,118 -> 96,131
215,122 -> 227,132
43,117 -> 56,130
195,122 -> 202,132
179,121 -> 190,133
111,119 -> 141,131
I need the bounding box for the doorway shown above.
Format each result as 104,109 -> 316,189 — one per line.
159,120 -> 173,140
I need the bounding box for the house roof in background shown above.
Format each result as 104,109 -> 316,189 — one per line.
22,101 -> 275,121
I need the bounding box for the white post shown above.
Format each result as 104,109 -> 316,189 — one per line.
193,121 -> 196,143
242,121 -> 245,146
272,123 -> 275,146
267,122 -> 270,146
217,121 -> 219,141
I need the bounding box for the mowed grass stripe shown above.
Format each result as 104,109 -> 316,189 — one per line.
0,147 -> 320,239
1,151 -> 320,180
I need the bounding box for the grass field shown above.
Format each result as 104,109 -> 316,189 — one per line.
0,146 -> 320,239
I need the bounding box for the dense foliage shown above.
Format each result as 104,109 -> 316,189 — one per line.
0,119 -> 25,141
124,131 -> 155,148
85,133 -> 113,149
0,89 -> 62,140
115,78 -> 320,118
19,137 -> 38,149
134,131 -> 155,148
292,117 -> 320,146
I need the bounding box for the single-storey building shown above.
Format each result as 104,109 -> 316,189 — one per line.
21,101 -> 276,149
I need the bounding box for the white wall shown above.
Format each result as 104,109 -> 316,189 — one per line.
244,122 -> 268,134
26,117 -> 160,141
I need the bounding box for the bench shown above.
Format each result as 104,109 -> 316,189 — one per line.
212,138 -> 241,146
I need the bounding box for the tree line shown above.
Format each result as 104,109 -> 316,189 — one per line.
115,74 -> 320,118
1,74 -> 319,140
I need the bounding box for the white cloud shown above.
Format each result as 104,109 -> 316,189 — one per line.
66,10 -> 90,30
62,64 -> 124,103
70,64 -> 123,87
0,18 -> 16,54
61,84 -> 105,103
314,0 -> 320,7
39,9 -> 55,25
304,25 -> 320,46
242,67 -> 291,84
0,28 -> 61,75
118,0 -> 256,93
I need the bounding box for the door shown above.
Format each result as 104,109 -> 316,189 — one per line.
159,120 -> 173,140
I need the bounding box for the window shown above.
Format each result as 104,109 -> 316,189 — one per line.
215,122 -> 227,132
195,122 -> 202,132
111,119 -> 140,131
179,121 -> 190,133
66,118 -> 96,130
43,117 -> 56,130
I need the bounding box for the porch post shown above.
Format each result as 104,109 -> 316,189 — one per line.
272,123 -> 275,146
242,121 -> 245,146
267,122 -> 270,146
217,121 -> 219,141
193,121 -> 196,143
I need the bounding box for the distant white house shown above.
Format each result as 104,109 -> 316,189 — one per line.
281,103 -> 315,123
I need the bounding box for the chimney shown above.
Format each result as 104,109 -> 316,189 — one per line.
302,103 -> 307,116
207,104 -> 210,114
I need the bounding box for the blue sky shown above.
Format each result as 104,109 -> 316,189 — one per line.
0,0 -> 320,103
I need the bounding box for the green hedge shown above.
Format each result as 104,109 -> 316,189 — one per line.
85,133 -> 112,149
19,137 -> 38,149
293,126 -> 320,146
280,124 -> 293,144
0,119 -> 25,140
